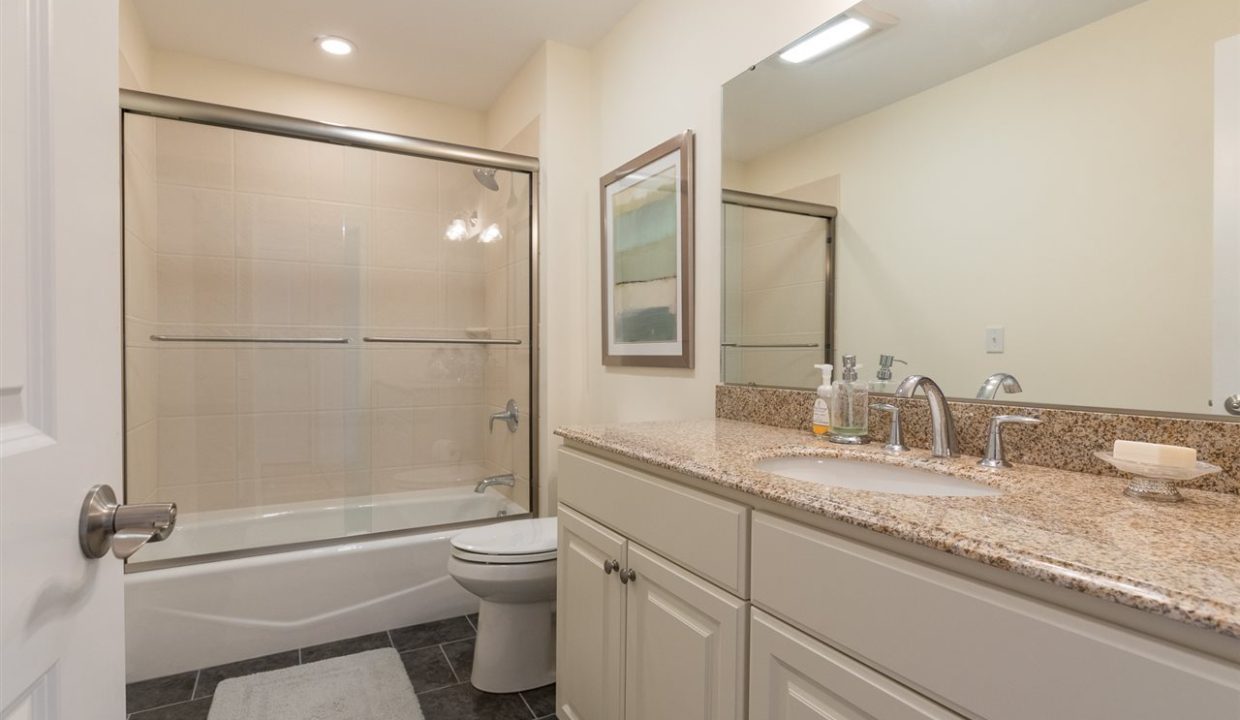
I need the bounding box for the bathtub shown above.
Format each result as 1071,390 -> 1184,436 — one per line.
125,487 -> 526,682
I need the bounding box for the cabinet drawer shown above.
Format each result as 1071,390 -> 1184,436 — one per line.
559,448 -> 749,596
752,512 -> 1240,720
750,609 -> 962,720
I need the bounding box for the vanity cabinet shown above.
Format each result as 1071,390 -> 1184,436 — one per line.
750,609 -> 962,720
556,445 -> 1240,720
556,450 -> 750,720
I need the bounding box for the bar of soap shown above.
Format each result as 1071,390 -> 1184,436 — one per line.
1113,440 -> 1196,468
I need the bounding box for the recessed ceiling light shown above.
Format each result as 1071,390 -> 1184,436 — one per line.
316,36 -> 355,56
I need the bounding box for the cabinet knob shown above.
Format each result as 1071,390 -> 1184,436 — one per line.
619,568 -> 637,584
603,559 -> 620,575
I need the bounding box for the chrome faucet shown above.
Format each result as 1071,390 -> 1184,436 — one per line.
489,399 -> 519,433
894,375 -> 959,458
976,373 -> 1023,400
475,474 -> 515,493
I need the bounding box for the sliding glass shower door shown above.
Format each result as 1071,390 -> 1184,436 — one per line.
122,106 -> 535,565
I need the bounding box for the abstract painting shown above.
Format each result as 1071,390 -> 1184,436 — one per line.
600,131 -> 694,367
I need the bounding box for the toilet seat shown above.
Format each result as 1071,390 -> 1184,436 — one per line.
451,517 -> 557,565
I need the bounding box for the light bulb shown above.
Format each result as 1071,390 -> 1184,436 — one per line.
444,218 -> 468,242
478,223 -> 503,244
316,36 -> 355,56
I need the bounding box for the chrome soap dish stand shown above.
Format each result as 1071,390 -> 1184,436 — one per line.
1094,451 -> 1221,503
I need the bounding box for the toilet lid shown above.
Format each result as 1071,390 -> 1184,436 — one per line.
451,517 -> 557,557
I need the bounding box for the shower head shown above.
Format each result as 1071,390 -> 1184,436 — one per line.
472,167 -> 499,191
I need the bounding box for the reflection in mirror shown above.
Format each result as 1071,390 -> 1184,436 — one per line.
721,191 -> 836,388
722,0 -> 1240,418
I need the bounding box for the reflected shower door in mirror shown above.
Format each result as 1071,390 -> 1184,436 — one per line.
122,109 -> 535,565
721,190 -> 836,389
722,0 -> 1240,417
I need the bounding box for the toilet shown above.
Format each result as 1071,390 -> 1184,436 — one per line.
447,517 -> 558,693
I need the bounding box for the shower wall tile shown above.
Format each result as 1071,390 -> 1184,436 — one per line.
235,194 -> 310,261
124,233 -> 158,323
309,264 -> 364,326
126,421 -> 158,504
156,255 -> 236,324
155,119 -> 233,190
156,348 -> 237,417
155,185 -> 235,257
309,203 -> 369,265
236,259 -> 312,326
307,144 -> 373,205
156,415 -> 238,486
442,272 -> 486,329
367,268 -> 441,329
371,208 -> 441,270
126,347 -> 158,430
371,408 -> 417,469
130,120 -> 532,520
508,260 -> 530,329
235,132 -> 311,197
374,153 -> 437,213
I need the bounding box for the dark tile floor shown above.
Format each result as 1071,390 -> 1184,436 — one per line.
125,614 -> 557,720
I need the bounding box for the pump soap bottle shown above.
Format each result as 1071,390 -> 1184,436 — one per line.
812,364 -> 833,436
829,355 -> 871,444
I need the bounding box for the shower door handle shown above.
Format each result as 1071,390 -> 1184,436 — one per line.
79,484 -> 177,560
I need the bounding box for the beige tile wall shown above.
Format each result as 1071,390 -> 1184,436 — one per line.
722,204 -> 828,389
123,116 -> 533,514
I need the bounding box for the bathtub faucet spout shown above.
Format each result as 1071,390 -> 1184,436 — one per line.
475,474 -> 515,493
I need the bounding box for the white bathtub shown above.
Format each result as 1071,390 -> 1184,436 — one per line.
125,487 -> 526,682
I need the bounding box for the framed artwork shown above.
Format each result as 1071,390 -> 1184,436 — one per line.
600,130 -> 695,368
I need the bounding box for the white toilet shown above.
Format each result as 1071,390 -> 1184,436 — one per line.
447,517 -> 557,693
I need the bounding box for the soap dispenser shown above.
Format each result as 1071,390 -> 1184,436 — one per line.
812,363 -> 833,436
829,355 -> 871,444
870,354 -> 907,393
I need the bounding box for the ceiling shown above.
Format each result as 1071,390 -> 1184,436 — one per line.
132,0 -> 638,110
723,0 -> 1147,162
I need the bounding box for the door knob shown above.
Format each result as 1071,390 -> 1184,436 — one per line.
1225,395 -> 1240,416
79,484 -> 177,560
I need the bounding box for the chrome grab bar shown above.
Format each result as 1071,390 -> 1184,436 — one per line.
151,335 -> 349,344
721,343 -> 820,349
362,337 -> 522,345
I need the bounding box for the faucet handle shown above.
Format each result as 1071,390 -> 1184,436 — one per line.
870,403 -> 908,454
979,415 -> 1041,469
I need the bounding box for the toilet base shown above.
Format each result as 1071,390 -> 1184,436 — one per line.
471,599 -> 556,693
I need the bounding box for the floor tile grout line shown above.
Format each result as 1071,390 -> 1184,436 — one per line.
189,670 -> 200,701
518,691 -> 537,719
126,696 -> 202,717
438,642 -> 461,684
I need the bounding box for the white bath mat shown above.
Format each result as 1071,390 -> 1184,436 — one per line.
207,648 -> 424,720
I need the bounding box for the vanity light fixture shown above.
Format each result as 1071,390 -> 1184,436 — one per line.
780,17 -> 870,63
444,217 -> 469,242
316,35 -> 355,56
444,213 -> 503,244
479,223 -> 503,244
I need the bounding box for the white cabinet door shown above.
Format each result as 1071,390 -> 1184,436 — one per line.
750,610 -> 962,720
623,543 -> 747,720
557,506 -> 628,720
0,0 -> 125,719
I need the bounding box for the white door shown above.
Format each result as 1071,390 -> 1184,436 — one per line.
623,543 -> 746,720
556,506 -> 627,720
1,0 -> 125,718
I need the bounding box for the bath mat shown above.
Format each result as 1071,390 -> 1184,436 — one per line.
207,648 -> 424,720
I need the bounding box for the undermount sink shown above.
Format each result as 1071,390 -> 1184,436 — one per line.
755,456 -> 1003,497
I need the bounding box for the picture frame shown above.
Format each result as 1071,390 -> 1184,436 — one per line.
600,130 -> 695,368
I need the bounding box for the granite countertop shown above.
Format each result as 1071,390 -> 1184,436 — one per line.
555,418 -> 1240,639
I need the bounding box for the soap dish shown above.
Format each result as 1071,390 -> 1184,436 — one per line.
1093,451 -> 1221,503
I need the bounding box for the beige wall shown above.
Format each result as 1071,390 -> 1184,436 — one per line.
576,0 -> 851,430
734,0 -> 1235,414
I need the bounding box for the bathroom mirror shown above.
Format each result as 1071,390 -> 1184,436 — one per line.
721,0 -> 1240,419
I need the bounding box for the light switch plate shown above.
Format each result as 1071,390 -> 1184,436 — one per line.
986,326 -> 1005,353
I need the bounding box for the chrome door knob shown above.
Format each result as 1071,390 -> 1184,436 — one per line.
79,484 -> 176,560
1225,395 -> 1240,416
